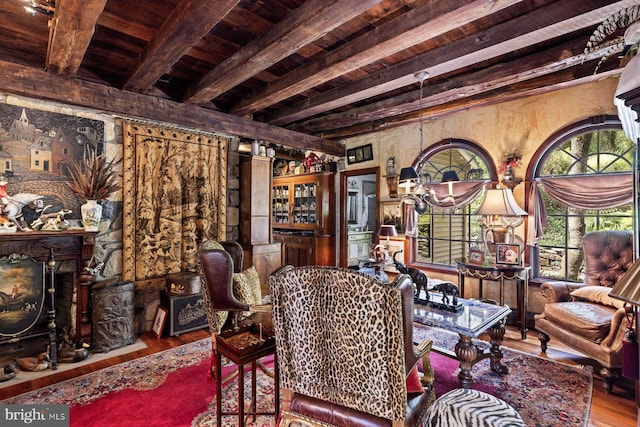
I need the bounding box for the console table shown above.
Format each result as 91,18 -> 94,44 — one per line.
456,261 -> 530,339
0,230 -> 97,344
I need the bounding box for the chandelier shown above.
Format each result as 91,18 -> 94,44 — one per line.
399,72 -> 460,214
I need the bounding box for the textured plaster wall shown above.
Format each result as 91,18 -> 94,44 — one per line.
342,76 -> 621,313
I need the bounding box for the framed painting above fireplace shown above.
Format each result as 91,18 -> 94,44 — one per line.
0,254 -> 45,337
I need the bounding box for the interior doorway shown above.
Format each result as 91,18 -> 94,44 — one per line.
340,167 -> 379,267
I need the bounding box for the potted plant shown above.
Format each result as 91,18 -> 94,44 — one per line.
67,153 -> 121,231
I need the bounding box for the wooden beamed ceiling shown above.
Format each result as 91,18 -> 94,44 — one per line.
0,0 -> 637,156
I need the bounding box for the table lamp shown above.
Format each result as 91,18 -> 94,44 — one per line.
475,188 -> 526,257
378,224 -> 398,251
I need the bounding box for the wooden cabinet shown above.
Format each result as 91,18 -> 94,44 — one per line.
240,155 -> 273,245
272,172 -> 335,267
272,172 -> 334,236
273,233 -> 335,267
247,242 -> 283,296
347,231 -> 373,266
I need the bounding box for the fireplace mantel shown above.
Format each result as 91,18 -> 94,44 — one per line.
0,230 -> 97,344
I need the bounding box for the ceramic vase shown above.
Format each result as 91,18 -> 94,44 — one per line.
81,200 -> 102,231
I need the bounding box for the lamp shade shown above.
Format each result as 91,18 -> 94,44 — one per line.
378,224 -> 398,237
441,170 -> 460,183
475,188 -> 527,216
399,167 -> 419,188
610,258 -> 640,305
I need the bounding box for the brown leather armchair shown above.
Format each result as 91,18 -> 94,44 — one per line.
198,240 -> 271,333
198,240 -> 277,425
534,230 -> 634,393
269,265 -> 435,426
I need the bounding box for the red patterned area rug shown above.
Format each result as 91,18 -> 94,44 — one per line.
1,325 -> 592,427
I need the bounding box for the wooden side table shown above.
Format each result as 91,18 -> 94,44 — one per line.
215,323 -> 279,427
456,261 -> 530,339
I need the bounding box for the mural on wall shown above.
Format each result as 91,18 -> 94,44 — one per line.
0,104 -> 105,222
122,122 -> 229,282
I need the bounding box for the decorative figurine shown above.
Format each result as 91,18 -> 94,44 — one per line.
14,352 -> 51,372
393,251 -> 429,304
431,282 -> 460,306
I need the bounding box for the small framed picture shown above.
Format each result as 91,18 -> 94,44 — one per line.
496,243 -> 521,265
151,306 -> 168,339
468,248 -> 485,265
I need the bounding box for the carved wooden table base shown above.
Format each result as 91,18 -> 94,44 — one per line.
454,319 -> 508,389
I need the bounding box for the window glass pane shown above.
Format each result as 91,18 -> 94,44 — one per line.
413,143 -> 492,268
534,124 -> 634,281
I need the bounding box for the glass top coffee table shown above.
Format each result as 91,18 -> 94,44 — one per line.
413,292 -> 511,389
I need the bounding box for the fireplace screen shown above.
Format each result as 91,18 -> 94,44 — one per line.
0,254 -> 45,336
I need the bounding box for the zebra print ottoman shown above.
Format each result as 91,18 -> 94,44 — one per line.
423,388 -> 525,426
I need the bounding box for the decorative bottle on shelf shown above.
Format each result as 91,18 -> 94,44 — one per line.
81,200 -> 102,231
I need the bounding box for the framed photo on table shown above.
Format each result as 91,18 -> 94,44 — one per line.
496,243 -> 521,265
468,248 -> 485,265
151,306 -> 168,339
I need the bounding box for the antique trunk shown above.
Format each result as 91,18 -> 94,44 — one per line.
160,290 -> 208,336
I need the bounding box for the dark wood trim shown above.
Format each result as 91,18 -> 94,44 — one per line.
0,60 -> 345,157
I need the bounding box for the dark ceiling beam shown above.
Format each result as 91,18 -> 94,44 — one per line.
46,0 -> 108,75
182,0 -> 383,105
230,0 -> 525,116
0,60 -> 344,156
267,0 -> 625,126
293,40 -> 621,135
122,0 -> 240,93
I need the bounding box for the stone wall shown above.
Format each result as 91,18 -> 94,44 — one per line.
0,94 -> 241,335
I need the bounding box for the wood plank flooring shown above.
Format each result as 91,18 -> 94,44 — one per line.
0,327 -> 636,426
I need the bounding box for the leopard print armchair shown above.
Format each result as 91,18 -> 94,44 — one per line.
270,265 -> 435,427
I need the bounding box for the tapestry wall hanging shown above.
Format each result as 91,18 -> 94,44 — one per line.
0,103 -> 105,223
0,254 -> 46,337
122,121 -> 228,282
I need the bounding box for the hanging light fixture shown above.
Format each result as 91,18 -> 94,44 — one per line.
399,72 -> 460,214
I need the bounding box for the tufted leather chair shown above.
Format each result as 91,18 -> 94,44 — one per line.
270,265 -> 435,427
534,230 -> 634,393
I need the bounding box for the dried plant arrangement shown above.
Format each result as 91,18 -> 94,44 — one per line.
67,153 -> 121,201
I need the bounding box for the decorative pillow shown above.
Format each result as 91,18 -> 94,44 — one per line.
570,286 -> 626,309
233,266 -> 263,317
406,366 -> 424,394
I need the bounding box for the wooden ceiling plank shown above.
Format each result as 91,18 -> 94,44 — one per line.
230,0 -> 525,116
47,0 -> 108,75
183,0 -> 384,105
0,60 -> 344,156
123,0 -> 241,93
269,0 -> 631,125
293,39 -> 621,134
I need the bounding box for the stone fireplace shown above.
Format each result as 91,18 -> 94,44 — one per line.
0,230 -> 97,345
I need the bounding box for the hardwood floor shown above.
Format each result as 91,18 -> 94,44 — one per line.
0,327 -> 636,426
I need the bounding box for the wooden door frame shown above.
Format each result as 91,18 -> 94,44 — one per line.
339,167 -> 380,267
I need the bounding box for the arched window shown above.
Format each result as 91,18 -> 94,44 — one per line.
410,139 -> 495,267
530,116 -> 635,281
